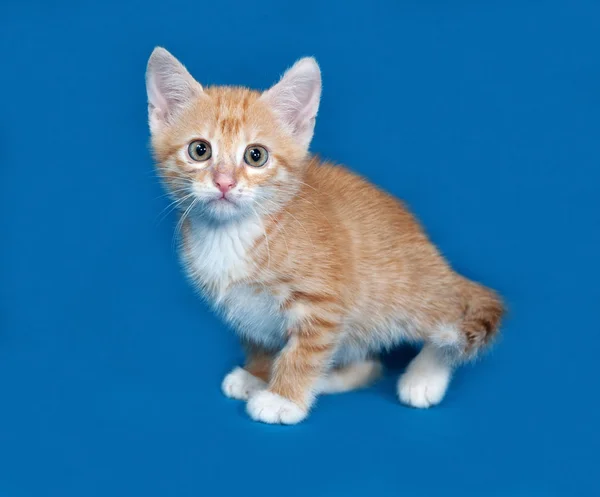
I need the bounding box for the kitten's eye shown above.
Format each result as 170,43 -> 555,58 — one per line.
244,145 -> 269,168
188,140 -> 212,162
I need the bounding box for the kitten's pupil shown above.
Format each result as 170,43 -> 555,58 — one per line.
196,143 -> 207,156
250,148 -> 261,162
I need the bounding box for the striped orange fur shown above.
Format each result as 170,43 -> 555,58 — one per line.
146,48 -> 504,424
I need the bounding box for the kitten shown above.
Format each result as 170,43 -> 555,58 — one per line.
145,47 -> 504,425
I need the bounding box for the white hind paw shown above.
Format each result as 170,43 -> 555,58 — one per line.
397,356 -> 452,408
397,344 -> 452,408
221,367 -> 266,400
398,370 -> 449,408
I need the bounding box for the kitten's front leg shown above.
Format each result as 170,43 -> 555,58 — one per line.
246,318 -> 338,425
221,347 -> 272,401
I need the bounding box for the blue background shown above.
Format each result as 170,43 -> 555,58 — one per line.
1,0 -> 598,496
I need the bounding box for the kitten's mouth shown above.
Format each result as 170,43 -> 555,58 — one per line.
210,195 -> 236,206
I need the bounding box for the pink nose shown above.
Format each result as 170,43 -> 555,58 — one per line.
213,173 -> 236,194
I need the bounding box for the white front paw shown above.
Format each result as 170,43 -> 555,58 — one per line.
397,368 -> 450,408
246,390 -> 307,425
221,367 -> 266,400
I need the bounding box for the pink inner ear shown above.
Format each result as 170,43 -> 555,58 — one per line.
147,72 -> 169,117
261,58 -> 321,141
149,107 -> 166,130
145,48 -> 203,129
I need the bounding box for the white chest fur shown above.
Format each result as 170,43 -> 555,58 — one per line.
182,216 -> 288,350
184,216 -> 261,296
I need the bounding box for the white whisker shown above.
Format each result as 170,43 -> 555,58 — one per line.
155,192 -> 195,225
172,197 -> 198,250
249,205 -> 271,270
292,191 -> 334,228
253,193 -> 310,254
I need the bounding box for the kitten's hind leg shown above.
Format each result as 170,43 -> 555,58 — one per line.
316,360 -> 382,394
397,343 -> 453,408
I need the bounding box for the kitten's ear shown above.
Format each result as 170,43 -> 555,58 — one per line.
261,57 -> 321,149
145,47 -> 203,133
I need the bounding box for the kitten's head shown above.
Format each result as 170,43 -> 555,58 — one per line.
146,47 -> 321,223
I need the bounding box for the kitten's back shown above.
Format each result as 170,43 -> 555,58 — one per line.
289,159 -> 502,352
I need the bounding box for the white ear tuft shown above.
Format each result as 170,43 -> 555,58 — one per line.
261,57 -> 321,149
145,47 -> 202,132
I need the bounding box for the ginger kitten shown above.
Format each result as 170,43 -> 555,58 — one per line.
146,47 -> 504,425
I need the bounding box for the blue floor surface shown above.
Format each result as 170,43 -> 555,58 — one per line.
1,1 -> 598,496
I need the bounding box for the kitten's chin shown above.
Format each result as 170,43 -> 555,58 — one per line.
201,197 -> 248,223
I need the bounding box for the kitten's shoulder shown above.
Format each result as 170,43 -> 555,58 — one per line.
305,157 -> 401,205
303,157 -> 421,234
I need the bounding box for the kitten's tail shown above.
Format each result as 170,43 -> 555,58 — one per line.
458,278 -> 505,356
